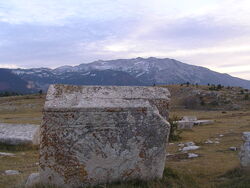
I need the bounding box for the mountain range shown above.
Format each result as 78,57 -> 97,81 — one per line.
1,57 -> 250,93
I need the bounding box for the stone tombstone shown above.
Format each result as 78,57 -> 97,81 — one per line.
0,123 -> 39,145
39,84 -> 171,187
240,132 -> 250,167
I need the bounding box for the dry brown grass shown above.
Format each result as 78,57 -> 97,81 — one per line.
0,94 -> 45,124
167,109 -> 250,187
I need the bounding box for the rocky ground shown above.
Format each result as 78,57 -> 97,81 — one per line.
0,85 -> 250,187
167,84 -> 250,111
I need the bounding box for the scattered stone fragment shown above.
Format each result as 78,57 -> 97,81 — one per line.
205,139 -> 213,144
5,170 -> 20,175
219,134 -> 224,137
229,147 -> 237,151
0,152 -> 15,156
39,84 -> 171,187
188,153 -> 199,158
182,146 -> 200,152
178,143 -> 185,147
169,143 -> 174,145
193,120 -> 214,126
26,173 -> 40,187
181,116 -> 197,121
0,123 -> 40,145
184,142 -> 196,147
214,141 -> 220,144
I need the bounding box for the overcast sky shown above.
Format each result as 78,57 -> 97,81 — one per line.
0,0 -> 250,80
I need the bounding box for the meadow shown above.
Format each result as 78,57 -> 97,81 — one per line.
0,85 -> 250,188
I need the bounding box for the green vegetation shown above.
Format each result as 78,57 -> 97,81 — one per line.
209,84 -> 224,91
218,168 -> 250,188
168,116 -> 182,142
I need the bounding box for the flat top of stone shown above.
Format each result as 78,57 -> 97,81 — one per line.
47,84 -> 170,99
45,84 -> 170,109
45,98 -> 154,110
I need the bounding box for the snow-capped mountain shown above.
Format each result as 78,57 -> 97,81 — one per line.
0,69 -> 36,93
8,57 -> 250,92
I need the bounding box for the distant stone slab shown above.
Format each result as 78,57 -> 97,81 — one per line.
240,132 -> 250,167
0,123 -> 39,145
181,116 -> 197,121
39,84 -> 170,187
193,120 -> 214,126
177,121 -> 194,129
176,117 -> 214,130
5,170 -> 20,175
0,152 -> 15,156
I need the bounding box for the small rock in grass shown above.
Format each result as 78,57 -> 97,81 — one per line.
178,143 -> 185,147
219,134 -> 224,137
169,143 -> 174,145
184,142 -> 195,147
188,153 -> 199,158
214,141 -> 220,144
5,170 -> 20,175
26,173 -> 40,187
229,147 -> 237,151
0,152 -> 15,156
182,146 -> 200,152
205,139 -> 213,144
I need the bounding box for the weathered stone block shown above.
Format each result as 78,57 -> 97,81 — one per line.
39,85 -> 170,187
240,132 -> 250,167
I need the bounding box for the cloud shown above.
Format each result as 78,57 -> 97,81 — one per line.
0,0 -> 250,79
0,64 -> 21,69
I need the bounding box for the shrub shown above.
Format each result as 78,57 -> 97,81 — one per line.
209,84 -> 216,91
200,96 -> 205,106
168,116 -> 182,142
244,94 -> 249,100
217,84 -> 223,90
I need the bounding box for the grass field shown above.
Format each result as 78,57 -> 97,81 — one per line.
0,91 -> 250,188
